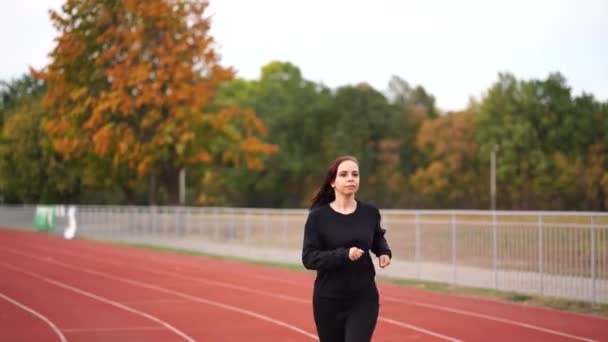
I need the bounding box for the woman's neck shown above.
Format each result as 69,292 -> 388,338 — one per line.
330,194 -> 357,214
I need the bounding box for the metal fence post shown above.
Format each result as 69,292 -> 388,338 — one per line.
127,205 -> 132,235
161,206 -> 166,238
150,205 -> 156,237
591,216 -> 596,304
264,210 -> 269,247
415,212 -> 421,280
186,207 -> 191,235
213,207 -> 219,242
282,211 -> 288,247
452,211 -> 457,285
245,209 -> 250,243
538,214 -> 544,296
107,206 -> 112,237
174,206 -> 179,236
493,210 -> 498,290
230,208 -> 236,242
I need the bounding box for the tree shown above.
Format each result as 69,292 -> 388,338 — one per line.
1,75 -> 45,129
387,75 -> 439,118
35,0 -> 275,204
475,72 -> 606,209
0,81 -> 80,203
411,110 -> 484,208
215,61 -> 334,207
328,83 -> 401,206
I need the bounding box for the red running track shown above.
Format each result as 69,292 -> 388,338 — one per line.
0,228 -> 607,342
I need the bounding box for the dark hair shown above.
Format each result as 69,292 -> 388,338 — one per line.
309,155 -> 359,209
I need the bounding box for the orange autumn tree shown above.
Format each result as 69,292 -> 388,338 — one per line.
411,110 -> 485,208
35,0 -> 276,204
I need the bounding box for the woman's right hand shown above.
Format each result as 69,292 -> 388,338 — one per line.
348,247 -> 364,261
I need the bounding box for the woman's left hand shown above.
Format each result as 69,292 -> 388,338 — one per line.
379,255 -> 391,268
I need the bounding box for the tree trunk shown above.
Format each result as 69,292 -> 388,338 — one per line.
119,181 -> 136,205
149,173 -> 157,205
162,163 -> 180,206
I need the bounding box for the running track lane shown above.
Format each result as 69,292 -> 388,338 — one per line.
0,248 -> 317,342
1,245 -> 453,342
0,291 -> 66,341
1,230 -> 470,341
1,229 -> 607,341
16,239 -> 601,342
11,230 -> 606,342
0,262 -> 194,342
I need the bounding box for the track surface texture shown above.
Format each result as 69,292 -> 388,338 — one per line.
0,229 -> 606,341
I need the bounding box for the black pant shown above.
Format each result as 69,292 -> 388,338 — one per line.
313,296 -> 379,342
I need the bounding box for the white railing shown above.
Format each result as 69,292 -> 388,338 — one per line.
1,205 -> 607,304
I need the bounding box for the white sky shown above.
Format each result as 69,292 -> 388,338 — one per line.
1,0 -> 607,111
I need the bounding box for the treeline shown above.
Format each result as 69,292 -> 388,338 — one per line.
1,1 -> 606,210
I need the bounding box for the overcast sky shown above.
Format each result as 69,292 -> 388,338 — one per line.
1,0 -> 606,111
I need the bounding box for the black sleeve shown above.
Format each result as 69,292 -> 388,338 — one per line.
371,208 -> 392,258
302,210 -> 349,271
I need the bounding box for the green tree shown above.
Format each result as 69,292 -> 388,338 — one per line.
35,0 -> 275,205
0,79 -> 80,203
327,83 -> 401,206
411,110 -> 484,208
476,72 -> 607,210
215,61 -> 334,207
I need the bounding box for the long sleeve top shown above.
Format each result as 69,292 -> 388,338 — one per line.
301,200 -> 392,299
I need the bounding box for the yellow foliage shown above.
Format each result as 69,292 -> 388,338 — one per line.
34,0 -> 275,188
92,124 -> 114,156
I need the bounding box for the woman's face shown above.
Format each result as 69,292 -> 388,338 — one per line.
331,160 -> 359,196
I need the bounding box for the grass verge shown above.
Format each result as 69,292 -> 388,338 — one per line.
380,277 -> 608,318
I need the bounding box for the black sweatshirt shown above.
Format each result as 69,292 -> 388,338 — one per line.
302,200 -> 392,299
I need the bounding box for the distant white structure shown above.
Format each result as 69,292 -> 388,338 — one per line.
63,206 -> 77,240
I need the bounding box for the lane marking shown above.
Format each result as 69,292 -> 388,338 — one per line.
379,317 -> 462,342
0,292 -> 67,342
384,296 -> 597,342
22,243 -> 602,342
0,248 -> 318,340
63,326 -> 164,333
122,299 -> 192,305
21,245 -> 463,342
0,261 -> 195,342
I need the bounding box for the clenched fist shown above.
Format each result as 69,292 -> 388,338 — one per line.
348,247 -> 364,261
378,255 -> 391,268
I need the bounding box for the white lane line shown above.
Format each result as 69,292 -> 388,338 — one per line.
25,241 -> 606,342
0,292 -> 67,342
23,245 -> 462,342
0,262 -> 195,342
381,281 -> 608,322
152,254 -> 597,342
28,243 -> 603,342
1,248 -> 318,340
142,268 -> 463,342
384,296 -> 597,342
63,326 -> 164,333
123,299 -> 192,305
379,317 -> 462,342
253,274 -> 310,287
129,268 -> 462,341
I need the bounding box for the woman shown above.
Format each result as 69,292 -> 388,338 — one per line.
302,155 -> 392,342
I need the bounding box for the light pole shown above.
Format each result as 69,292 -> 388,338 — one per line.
490,144 -> 499,210
179,167 -> 186,205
